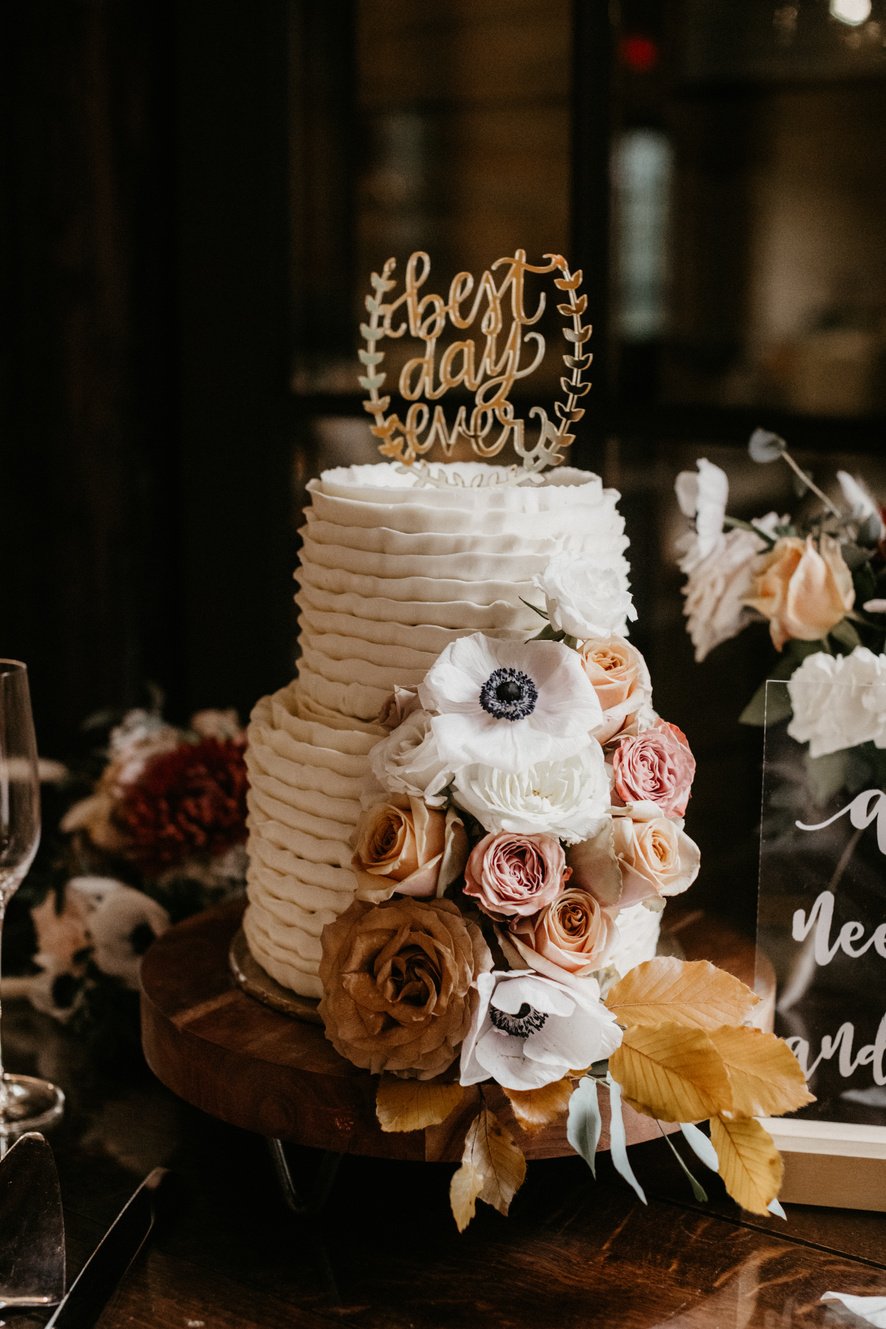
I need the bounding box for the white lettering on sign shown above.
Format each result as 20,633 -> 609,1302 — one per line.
796,788 -> 886,856
792,890 -> 886,967
787,1011 -> 886,1086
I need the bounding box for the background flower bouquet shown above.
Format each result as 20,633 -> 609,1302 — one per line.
10,701 -> 248,1049
675,430 -> 886,785
313,554 -> 811,1228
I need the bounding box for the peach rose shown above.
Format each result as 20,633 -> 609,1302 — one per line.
612,721 -> 696,817
611,813 -> 700,906
351,796 -> 468,903
579,635 -> 652,743
464,831 -> 569,920
506,888 -> 615,980
318,896 -> 492,1079
745,534 -> 854,651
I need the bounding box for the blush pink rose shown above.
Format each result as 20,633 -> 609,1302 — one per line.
611,721 -> 696,817
464,832 -> 569,921
506,888 -> 615,980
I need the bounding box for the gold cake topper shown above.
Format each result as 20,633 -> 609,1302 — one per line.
359,250 -> 591,472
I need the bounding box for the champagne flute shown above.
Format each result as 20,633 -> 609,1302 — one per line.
0,660 -> 64,1133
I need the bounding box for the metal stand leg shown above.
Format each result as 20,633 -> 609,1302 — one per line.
266,1137 -> 342,1216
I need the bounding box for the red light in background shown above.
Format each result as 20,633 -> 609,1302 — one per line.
620,34 -> 659,73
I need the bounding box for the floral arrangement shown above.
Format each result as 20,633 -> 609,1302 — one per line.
11,704 -> 248,1043
313,556 -> 812,1228
675,429 -> 886,768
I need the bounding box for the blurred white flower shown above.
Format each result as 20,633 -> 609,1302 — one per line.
675,458 -> 730,573
681,513 -> 783,663
787,647 -> 886,757
82,881 -> 170,989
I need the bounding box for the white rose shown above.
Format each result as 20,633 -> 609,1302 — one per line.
682,513 -> 782,663
368,709 -> 453,807
788,648 -> 886,757
533,554 -> 636,640
674,458 -> 729,573
451,743 -> 610,844
459,969 -> 623,1091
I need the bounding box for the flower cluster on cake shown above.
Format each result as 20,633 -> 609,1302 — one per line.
242,254 -> 813,1228
676,429 -> 886,769
316,563 -> 811,1228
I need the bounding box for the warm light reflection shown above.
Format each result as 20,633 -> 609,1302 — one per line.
829,0 -> 873,26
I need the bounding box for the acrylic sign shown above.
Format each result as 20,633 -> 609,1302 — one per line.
757,679 -> 886,1208
359,250 -> 590,471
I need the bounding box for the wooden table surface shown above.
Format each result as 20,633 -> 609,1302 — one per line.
4,975 -> 885,1329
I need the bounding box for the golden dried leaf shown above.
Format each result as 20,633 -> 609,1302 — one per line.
449,1108 -> 527,1230
711,1115 -> 783,1215
449,1158 -> 482,1233
608,1022 -> 733,1123
376,1078 -> 465,1133
709,1026 -> 815,1120
504,1078 -> 574,1134
605,957 -> 760,1032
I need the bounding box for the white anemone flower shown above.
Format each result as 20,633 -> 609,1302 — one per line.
459,969 -> 623,1091
418,633 -> 603,775
82,882 -> 170,989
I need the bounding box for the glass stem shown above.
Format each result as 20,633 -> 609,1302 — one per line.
0,896 -> 7,1111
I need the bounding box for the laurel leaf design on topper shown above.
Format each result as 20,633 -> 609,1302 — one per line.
359,250 -> 592,473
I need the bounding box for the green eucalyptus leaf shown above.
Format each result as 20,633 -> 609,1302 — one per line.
566,1076 -> 603,1178
606,1076 -> 647,1204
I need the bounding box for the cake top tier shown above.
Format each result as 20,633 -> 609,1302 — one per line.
359,251 -> 591,473
312,462 -> 610,507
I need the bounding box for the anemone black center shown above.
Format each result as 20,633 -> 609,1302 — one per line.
488,1001 -> 548,1039
478,667 -> 538,722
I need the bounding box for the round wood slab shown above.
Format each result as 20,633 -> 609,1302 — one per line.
140,900 -> 774,1163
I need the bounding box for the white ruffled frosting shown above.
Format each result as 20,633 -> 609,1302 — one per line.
243,461 -> 654,999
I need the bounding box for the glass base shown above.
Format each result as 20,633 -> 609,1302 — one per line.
0,1074 -> 65,1136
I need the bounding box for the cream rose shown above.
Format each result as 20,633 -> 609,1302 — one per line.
368,709 -> 453,808
464,832 -> 568,920
611,721 -> 696,817
745,534 -> 854,651
506,888 -> 615,981
579,635 -> 652,743
611,813 -> 700,906
351,796 -> 468,903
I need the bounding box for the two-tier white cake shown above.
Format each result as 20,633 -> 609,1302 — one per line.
243,461 -> 661,1000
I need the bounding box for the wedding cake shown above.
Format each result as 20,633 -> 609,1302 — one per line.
243,461 -> 675,999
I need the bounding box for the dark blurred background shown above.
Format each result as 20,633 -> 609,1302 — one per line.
4,0 -> 886,931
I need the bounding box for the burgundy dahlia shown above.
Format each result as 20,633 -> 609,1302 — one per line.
114,737 -> 248,871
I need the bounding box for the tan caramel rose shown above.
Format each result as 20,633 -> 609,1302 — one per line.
745,535 -> 854,650
506,888 -> 615,981
578,635 -> 652,743
352,796 -> 468,903
318,897 -> 492,1079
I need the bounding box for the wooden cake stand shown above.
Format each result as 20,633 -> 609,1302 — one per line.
140,899 -> 774,1176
